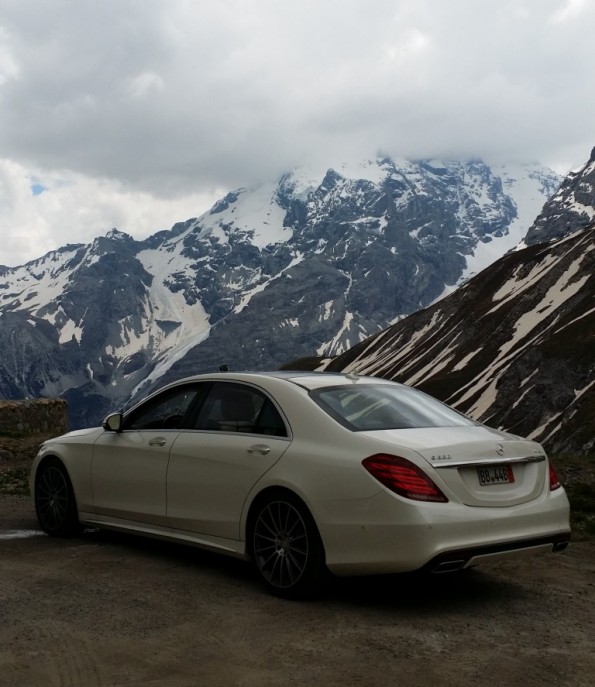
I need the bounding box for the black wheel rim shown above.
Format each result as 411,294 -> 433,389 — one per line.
36,466 -> 69,532
253,501 -> 309,589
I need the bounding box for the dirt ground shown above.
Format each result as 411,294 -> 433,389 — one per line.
1,494 -> 594,687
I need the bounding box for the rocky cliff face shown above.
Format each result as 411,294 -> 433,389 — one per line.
525,147 -> 595,245
0,157 -> 560,427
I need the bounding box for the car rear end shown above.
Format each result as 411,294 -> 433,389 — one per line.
284,375 -> 570,576
320,427 -> 570,576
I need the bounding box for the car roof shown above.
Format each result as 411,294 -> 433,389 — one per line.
184,370 -> 399,391
266,371 -> 395,389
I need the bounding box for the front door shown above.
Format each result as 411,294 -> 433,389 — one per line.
91,383 -> 204,526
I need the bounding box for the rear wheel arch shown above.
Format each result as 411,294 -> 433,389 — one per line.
245,487 -> 314,552
245,486 -> 329,598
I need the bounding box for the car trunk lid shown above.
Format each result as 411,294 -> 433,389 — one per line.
361,427 -> 548,507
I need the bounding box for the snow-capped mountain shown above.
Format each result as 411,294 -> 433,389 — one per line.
0,157 -> 560,428
323,223 -> 594,453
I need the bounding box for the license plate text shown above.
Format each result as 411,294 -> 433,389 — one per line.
477,464 -> 515,486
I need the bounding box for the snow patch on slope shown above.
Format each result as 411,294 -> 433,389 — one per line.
133,246 -> 211,378
202,184 -> 292,248
448,247 -> 591,418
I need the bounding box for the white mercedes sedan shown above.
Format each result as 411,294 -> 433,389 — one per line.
31,371 -> 570,598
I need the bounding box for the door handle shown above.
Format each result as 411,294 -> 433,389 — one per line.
149,437 -> 167,447
247,444 -> 271,455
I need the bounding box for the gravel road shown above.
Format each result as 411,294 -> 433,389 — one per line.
1,494 -> 594,687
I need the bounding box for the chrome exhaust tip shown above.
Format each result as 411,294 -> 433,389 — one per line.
432,560 -> 466,573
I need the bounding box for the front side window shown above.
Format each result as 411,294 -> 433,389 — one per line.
125,385 -> 203,430
310,384 -> 476,431
194,382 -> 288,437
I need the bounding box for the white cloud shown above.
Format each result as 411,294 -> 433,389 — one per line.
550,0 -> 588,23
0,159 -> 222,266
126,72 -> 165,99
0,27 -> 19,84
0,0 -> 594,265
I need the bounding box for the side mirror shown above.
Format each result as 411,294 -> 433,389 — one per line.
103,413 -> 123,432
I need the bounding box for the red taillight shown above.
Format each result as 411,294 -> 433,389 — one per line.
549,462 -> 562,491
362,454 -> 448,503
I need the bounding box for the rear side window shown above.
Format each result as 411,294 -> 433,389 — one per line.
310,384 -> 476,431
194,382 -> 288,437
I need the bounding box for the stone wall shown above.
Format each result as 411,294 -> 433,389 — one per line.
0,399 -> 68,436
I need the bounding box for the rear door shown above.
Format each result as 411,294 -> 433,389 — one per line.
166,381 -> 291,539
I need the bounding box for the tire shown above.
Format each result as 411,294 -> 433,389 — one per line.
34,458 -> 81,537
250,492 -> 328,599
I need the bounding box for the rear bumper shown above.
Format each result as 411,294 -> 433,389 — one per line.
315,486 -> 571,576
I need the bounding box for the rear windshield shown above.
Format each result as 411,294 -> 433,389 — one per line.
310,383 -> 476,431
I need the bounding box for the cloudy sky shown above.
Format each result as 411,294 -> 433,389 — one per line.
0,0 -> 593,266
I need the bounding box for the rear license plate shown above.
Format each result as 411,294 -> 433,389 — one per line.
477,464 -> 515,486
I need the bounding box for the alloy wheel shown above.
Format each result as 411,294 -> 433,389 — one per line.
253,500 -> 309,589
35,461 -> 80,536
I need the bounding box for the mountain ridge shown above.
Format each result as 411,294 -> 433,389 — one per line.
0,156 -> 560,427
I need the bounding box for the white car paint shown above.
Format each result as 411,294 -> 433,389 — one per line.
31,371 -> 571,596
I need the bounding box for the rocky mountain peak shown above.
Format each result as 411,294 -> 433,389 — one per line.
525,144 -> 595,245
